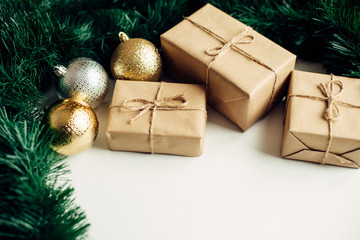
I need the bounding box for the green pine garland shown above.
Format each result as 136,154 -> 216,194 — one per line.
0,0 -> 193,238
207,0 -> 360,77
0,0 -> 359,239
0,109 -> 88,239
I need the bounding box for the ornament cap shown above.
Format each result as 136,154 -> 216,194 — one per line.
53,65 -> 67,77
119,32 -> 130,42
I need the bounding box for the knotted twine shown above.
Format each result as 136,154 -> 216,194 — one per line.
111,82 -> 205,154
184,17 -> 277,112
286,74 -> 360,165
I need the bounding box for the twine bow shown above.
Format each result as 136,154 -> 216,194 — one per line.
122,94 -> 188,124
185,17 -> 277,112
284,74 -> 360,166
111,82 -> 205,154
204,27 -> 254,58
318,75 -> 343,164
318,78 -> 343,122
121,82 -> 186,153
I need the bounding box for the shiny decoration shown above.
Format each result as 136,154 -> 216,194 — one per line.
110,32 -> 162,82
45,98 -> 99,155
54,57 -> 108,109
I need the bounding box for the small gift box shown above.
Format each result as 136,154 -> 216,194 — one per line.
282,70 -> 360,168
161,4 -> 296,131
106,80 -> 207,157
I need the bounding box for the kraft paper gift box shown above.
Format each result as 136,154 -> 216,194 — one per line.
106,80 -> 207,157
282,70 -> 360,168
160,4 -> 296,131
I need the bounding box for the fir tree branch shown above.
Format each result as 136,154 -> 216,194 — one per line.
1,0 -> 360,239
0,0 -> 193,238
205,0 -> 360,78
314,0 -> 360,77
0,108 -> 89,239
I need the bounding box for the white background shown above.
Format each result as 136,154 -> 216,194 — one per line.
66,61 -> 360,240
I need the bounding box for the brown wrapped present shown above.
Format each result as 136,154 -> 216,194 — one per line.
282,70 -> 360,168
160,4 -> 296,131
106,80 -> 207,157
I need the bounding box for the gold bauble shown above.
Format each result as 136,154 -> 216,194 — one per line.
110,32 -> 162,81
45,99 -> 99,155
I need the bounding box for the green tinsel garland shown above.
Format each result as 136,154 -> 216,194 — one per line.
0,0 -> 359,239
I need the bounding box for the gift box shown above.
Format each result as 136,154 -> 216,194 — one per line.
282,70 -> 360,168
106,80 -> 207,157
160,4 -> 296,131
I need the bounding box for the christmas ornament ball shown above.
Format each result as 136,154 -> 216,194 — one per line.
45,98 -> 99,155
54,57 -> 108,109
110,32 -> 162,81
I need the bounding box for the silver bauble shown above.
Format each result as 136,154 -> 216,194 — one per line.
54,57 -> 109,109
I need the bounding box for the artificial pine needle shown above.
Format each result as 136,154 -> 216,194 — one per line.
0,0 -> 359,239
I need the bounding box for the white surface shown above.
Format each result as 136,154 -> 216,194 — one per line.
67,60 -> 360,240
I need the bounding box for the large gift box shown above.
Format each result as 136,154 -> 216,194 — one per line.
282,70 -> 360,168
106,80 -> 207,157
161,4 -> 296,131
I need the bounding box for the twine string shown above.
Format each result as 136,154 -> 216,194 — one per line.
284,74 -> 360,165
184,17 -> 277,111
121,82 -> 187,153
111,82 -> 205,154
122,95 -> 189,123
319,74 -> 343,164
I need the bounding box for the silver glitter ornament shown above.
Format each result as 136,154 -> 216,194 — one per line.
54,57 -> 109,109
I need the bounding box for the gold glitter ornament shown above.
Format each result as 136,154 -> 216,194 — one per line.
54,57 -> 108,109
45,98 -> 99,155
110,32 -> 162,81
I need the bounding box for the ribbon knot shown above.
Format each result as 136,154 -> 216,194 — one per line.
184,17 -> 278,113
205,27 -> 254,58
122,94 -> 188,124
318,75 -> 343,164
319,77 -> 343,121
285,74 -> 360,167
110,82 -> 206,154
